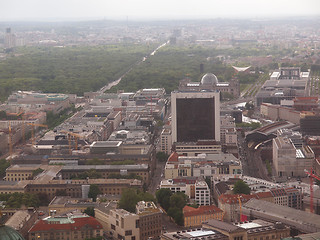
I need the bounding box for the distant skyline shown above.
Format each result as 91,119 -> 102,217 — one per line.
1,0 -> 320,22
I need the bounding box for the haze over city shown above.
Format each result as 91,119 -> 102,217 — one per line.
1,0 -> 320,21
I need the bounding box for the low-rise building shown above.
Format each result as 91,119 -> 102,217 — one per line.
183,205 -> 224,227
174,140 -> 222,156
162,219 -> 290,240
162,228 -> 229,240
220,115 -> 238,146
165,152 -> 242,180
160,178 -> 210,206
270,187 -> 302,209
60,164 -> 150,183
242,199 -> 320,233
273,129 -> 314,177
160,128 -> 172,155
203,219 -> 290,240
218,194 -> 257,222
0,178 -> 142,201
256,67 -> 309,106
136,201 -> 162,240
108,129 -> 150,145
5,164 -> 62,182
95,201 -> 162,240
108,209 -> 140,240
8,91 -> 71,114
28,211 -> 103,240
48,196 -> 98,215
195,181 -> 211,206
5,210 -> 38,240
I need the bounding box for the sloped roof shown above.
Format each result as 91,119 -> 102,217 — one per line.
204,219 -> 243,233
218,194 -> 257,204
167,152 -> 179,162
183,205 -> 223,217
29,216 -> 102,232
232,66 -> 251,72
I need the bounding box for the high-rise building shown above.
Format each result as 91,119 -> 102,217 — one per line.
4,27 -> 16,49
171,91 -> 220,143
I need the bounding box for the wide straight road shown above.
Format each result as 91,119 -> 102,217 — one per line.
98,41 -> 169,95
149,161 -> 166,195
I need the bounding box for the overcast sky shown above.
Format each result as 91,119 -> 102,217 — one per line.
1,0 -> 320,21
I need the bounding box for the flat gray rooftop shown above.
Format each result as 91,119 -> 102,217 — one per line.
242,199 -> 320,233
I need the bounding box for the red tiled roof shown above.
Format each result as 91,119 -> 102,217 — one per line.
255,191 -> 273,199
270,188 -> 286,197
29,216 -> 102,233
183,205 -> 223,217
168,152 -> 179,162
294,97 -> 318,102
218,194 -> 257,204
173,178 -> 197,184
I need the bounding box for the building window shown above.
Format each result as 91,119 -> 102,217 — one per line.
111,224 -> 116,230
125,230 -> 132,236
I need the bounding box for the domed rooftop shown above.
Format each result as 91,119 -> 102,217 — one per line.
0,225 -> 25,240
200,73 -> 219,86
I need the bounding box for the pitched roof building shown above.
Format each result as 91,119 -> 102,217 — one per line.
28,212 -> 103,240
183,205 -> 224,227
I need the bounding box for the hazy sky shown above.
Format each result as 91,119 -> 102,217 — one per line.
1,0 -> 320,21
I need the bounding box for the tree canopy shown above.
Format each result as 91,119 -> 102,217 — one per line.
156,189 -> 187,226
0,44 -> 154,101
170,192 -> 187,209
71,169 -> 102,180
84,207 -> 95,217
1,192 -> 40,208
156,152 -> 169,162
156,188 -> 172,211
233,180 -> 251,195
88,184 -> 101,202
118,188 -> 156,213
0,159 -> 10,178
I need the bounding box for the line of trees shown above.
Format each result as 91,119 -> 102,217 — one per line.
0,192 -> 50,208
156,188 -> 187,226
118,188 -> 156,213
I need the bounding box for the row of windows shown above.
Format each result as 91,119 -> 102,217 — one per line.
7,173 -> 31,177
248,234 -> 280,240
8,177 -> 28,181
62,172 -> 148,178
141,229 -> 161,238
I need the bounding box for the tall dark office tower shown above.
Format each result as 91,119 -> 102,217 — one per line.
171,91 -> 220,143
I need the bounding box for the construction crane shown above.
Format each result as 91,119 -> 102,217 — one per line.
27,123 -> 48,145
8,123 -> 12,159
6,111 -> 24,118
305,168 -> 320,214
60,131 -> 82,154
237,195 -> 248,222
7,111 -> 26,143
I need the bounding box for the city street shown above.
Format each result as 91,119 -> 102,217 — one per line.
149,160 -> 166,195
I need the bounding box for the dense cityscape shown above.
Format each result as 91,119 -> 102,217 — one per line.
0,4 -> 320,240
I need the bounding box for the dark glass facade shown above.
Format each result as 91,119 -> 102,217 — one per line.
176,97 -> 215,142
300,115 -> 320,136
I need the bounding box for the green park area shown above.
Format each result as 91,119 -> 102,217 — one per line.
0,44 -> 155,101
0,43 -> 312,101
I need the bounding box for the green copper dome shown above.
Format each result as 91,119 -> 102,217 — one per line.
0,225 -> 25,240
